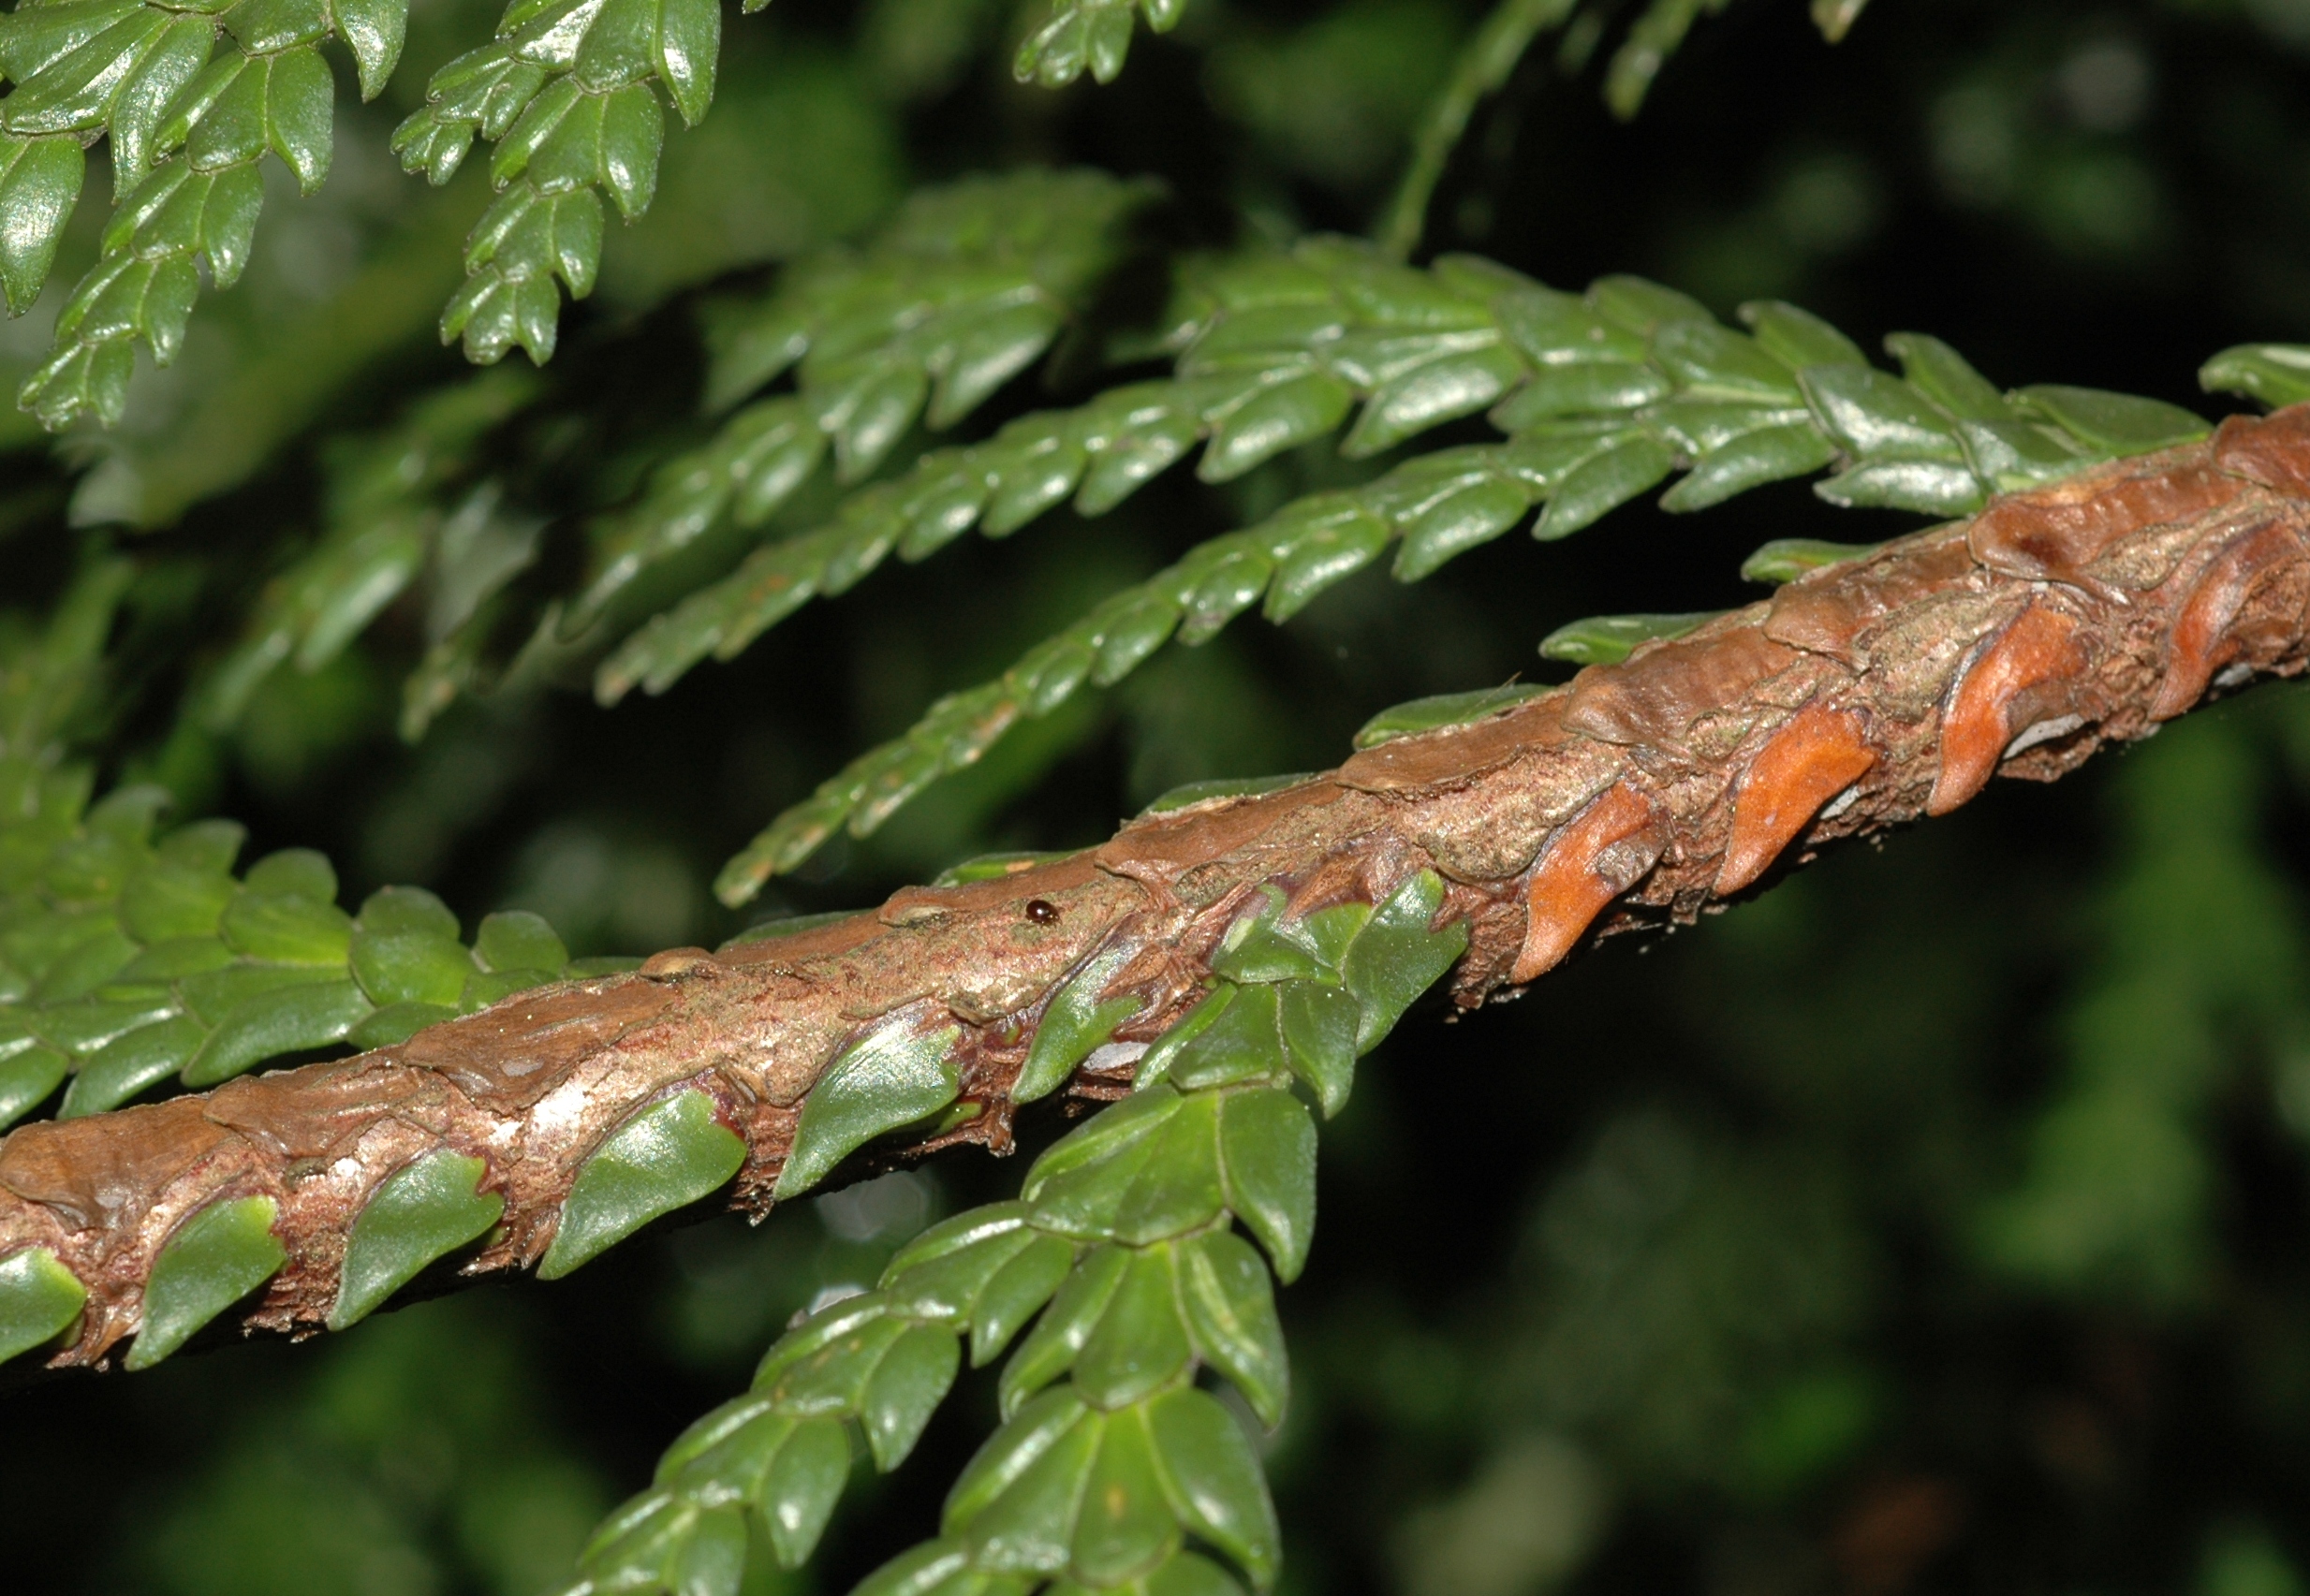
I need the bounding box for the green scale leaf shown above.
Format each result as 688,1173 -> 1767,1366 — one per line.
1539,609 -> 1722,666
761,1416 -> 853,1566
1023,1084 -> 1228,1245
1739,537 -> 1881,585
1001,1244 -> 1132,1416
1138,1386 -> 1280,1589
60,1014 -> 203,1117
0,1247 -> 86,1367
2202,344 -> 2310,411
949,1385 -> 1105,1573
1014,0 -> 1184,89
1177,1229 -> 1287,1428
538,1088 -> 746,1278
1353,682 -> 1549,748
329,1150 -> 505,1329
776,1013 -> 964,1197
181,976 -> 372,1087
1016,942 -> 1145,1105
863,1323 -> 965,1468
127,1193 -> 287,1369
1216,1089 -> 1317,1285
1071,1406 -> 1184,1583
1069,1243 -> 1195,1409
0,1040 -> 68,1123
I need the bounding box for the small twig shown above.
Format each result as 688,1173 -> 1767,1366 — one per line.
1376,0 -> 1581,261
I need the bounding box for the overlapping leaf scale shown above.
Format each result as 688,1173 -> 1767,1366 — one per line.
567,168 -> 1158,638
571,872 -> 1465,1596
713,265 -> 2214,900
393,0 -> 722,365
0,778 -> 594,1129
10,0 -> 408,427
199,367 -> 542,731
596,236 -> 1540,706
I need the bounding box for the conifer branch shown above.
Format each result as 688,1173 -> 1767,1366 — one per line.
0,785 -> 610,1133
566,168 -> 1156,637
391,0 -> 723,365
594,239 -> 1541,705
0,549 -> 611,1133
6,0 -> 406,427
711,265 -> 2214,899
8,399 -> 2310,1373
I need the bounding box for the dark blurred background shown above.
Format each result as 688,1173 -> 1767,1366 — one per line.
13,0 -> 2310,1591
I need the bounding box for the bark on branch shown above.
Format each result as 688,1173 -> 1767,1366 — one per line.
11,403 -> 2310,1370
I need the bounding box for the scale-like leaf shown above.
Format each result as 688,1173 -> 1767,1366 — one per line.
538,1089 -> 745,1278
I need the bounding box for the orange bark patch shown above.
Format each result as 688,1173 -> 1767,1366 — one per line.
2213,404 -> 2310,497
2149,519 -> 2304,720
1929,603 -> 2087,815
1970,461 -> 2241,592
1715,704 -> 1876,895
1510,783 -> 1662,982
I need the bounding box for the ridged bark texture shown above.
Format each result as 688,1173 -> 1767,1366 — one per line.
10,403 -> 2310,1370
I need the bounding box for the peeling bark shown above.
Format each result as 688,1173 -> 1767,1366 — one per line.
10,405 -> 2310,1370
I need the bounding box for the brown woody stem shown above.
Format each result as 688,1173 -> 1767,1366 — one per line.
10,403 -> 2310,1369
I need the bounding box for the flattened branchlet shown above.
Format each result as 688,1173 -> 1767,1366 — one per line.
8,405 -> 2310,1374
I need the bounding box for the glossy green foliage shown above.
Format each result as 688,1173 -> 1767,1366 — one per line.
1340,870 -> 1465,1052
711,255 -> 2187,898
127,1193 -> 287,1369
0,581 -> 585,1128
0,790 -> 585,1126
775,1014 -> 964,1197
5,0 -> 407,428
588,869 -> 1473,1595
329,1150 -> 505,1328
393,0 -> 726,362
1013,0 -> 1186,89
601,238 -> 1537,715
538,1088 -> 747,1278
1016,943 -> 1144,1105
2202,343 -> 2310,412
0,1246 -> 85,1366
575,168 -> 1155,639
923,1382 -> 1280,1589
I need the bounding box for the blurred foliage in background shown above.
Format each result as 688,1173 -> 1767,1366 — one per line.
14,0 -> 2310,1591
